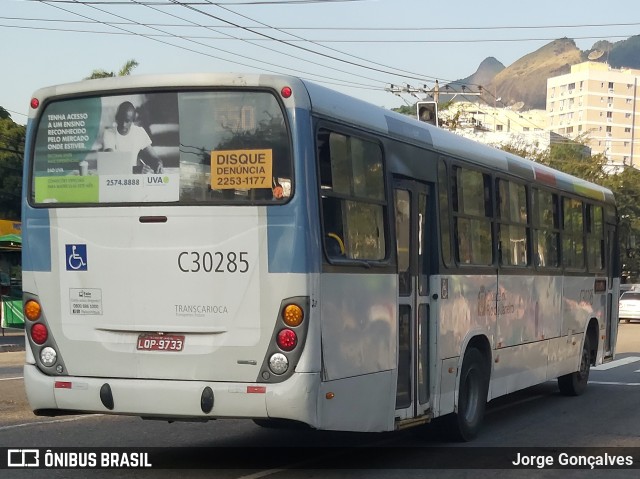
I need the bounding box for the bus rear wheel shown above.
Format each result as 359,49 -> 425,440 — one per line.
441,347 -> 489,442
558,336 -> 591,396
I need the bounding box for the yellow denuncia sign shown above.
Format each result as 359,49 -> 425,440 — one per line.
210,149 -> 273,190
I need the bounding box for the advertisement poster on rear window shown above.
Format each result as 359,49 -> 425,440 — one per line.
32,93 -> 180,204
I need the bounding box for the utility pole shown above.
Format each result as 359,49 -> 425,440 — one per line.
631,76 -> 637,167
386,82 -> 483,127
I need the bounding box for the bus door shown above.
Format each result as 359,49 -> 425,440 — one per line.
604,222 -> 618,357
393,179 -> 431,420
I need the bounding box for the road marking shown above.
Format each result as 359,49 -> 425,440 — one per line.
236,469 -> 288,479
589,381 -> 640,386
0,415 -> 104,432
234,433 -> 401,479
592,356 -> 640,370
0,376 -> 23,381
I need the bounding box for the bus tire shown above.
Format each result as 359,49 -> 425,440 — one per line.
442,347 -> 489,442
558,336 -> 591,396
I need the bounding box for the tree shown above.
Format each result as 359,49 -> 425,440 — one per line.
0,116 -> 25,220
392,104 -> 414,116
497,136 -> 640,281
601,166 -> 640,281
540,144 -> 640,280
85,59 -> 139,80
546,138 -> 606,184
0,106 -> 10,120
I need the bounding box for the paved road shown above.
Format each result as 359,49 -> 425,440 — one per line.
0,329 -> 24,353
1,323 -> 639,477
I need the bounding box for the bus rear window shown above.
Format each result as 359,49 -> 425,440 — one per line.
31,90 -> 292,205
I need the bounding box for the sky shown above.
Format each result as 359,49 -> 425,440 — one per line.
1,0 -> 639,125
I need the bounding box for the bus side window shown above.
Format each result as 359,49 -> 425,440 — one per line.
317,128 -> 386,262
318,134 -> 333,189
452,166 -> 493,265
326,232 -> 345,258
323,197 -> 346,258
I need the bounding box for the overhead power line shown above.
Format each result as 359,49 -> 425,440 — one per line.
6,15 -> 640,32
36,0 -> 385,91
2,23 -> 636,44
133,0 -> 386,88
30,0 -> 468,86
166,0 -> 442,83
5,8 -> 637,91
30,0 -> 455,93
205,0 -> 449,84
2,108 -> 28,118
16,0 -> 636,108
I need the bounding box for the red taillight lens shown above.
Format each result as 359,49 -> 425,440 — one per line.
30,97 -> 40,109
276,329 -> 297,351
281,86 -> 292,98
31,323 -> 48,345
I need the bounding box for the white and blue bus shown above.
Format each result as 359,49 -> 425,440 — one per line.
21,73 -> 619,440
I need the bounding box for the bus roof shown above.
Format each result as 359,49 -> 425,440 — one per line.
28,72 -> 614,205
301,79 -> 615,205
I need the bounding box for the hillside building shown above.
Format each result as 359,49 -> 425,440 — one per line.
437,101 -> 550,154
546,61 -> 640,167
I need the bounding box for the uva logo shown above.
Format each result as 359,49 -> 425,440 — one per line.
147,176 -> 170,185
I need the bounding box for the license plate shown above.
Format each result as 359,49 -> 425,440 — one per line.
137,334 -> 185,352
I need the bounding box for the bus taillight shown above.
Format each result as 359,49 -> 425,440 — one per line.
40,347 -> 57,367
282,304 -> 304,327
31,323 -> 48,345
268,353 -> 289,375
30,97 -> 39,109
280,86 -> 292,99
24,300 -> 42,321
276,329 -> 297,351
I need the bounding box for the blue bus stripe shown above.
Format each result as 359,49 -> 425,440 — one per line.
22,118 -> 53,273
267,108 -> 318,274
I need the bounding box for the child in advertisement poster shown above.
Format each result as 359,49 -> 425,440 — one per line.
102,101 -> 163,174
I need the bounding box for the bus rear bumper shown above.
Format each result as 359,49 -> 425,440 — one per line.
24,364 -> 320,424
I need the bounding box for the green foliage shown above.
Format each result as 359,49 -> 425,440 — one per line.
609,35 -> 640,69
494,139 -> 541,161
85,69 -> 114,80
0,107 -> 10,120
545,144 -> 605,184
85,59 -> 139,80
392,104 -> 414,116
497,136 -> 640,281
601,166 -> 640,281
117,59 -> 139,77
0,117 -> 25,220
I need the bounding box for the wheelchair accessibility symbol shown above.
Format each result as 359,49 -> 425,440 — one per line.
66,244 -> 87,271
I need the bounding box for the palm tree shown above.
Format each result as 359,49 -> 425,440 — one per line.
85,59 -> 139,80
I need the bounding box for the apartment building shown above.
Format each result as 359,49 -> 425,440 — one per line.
437,101 -> 549,152
547,61 -> 640,167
